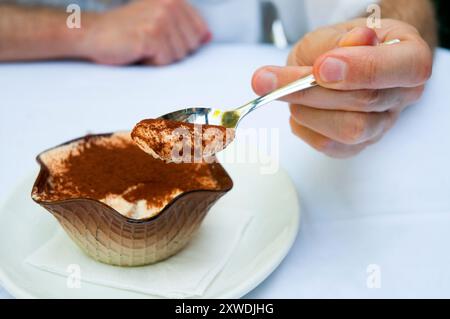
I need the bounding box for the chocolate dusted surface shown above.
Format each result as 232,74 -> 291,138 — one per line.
33,132 -> 232,219
131,119 -> 235,162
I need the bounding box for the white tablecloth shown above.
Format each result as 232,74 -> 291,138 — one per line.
1,44 -> 450,299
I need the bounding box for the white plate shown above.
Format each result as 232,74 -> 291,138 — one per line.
0,160 -> 300,299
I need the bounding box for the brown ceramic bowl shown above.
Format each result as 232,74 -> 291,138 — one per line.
31,133 -> 233,267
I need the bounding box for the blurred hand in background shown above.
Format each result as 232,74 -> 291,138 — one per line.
0,0 -> 210,65
82,0 -> 211,65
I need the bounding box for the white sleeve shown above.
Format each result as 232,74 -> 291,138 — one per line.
304,0 -> 380,31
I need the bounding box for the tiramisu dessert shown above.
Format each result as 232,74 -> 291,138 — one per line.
131,119 -> 235,162
32,132 -> 231,220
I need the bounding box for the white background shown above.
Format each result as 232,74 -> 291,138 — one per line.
1,44 -> 450,298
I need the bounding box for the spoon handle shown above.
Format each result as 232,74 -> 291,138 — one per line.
235,38 -> 401,120
253,73 -> 317,107
235,73 -> 317,117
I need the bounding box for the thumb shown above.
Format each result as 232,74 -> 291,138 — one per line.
309,26 -> 380,87
252,26 -> 380,96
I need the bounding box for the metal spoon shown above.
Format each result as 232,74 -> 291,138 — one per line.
160,39 -> 401,129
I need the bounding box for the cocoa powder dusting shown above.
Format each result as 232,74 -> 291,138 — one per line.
37,133 -> 231,214
131,119 -> 235,162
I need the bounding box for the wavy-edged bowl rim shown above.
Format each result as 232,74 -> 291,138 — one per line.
31,132 -> 233,224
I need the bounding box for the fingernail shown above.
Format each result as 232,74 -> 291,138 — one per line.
341,27 -> 379,47
257,69 -> 278,93
319,57 -> 348,83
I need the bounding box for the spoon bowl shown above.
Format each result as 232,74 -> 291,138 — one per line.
160,107 -> 242,129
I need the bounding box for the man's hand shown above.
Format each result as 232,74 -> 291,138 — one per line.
252,19 -> 433,158
80,0 -> 210,65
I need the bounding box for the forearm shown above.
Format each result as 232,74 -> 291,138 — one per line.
379,0 -> 437,49
0,4 -> 95,61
